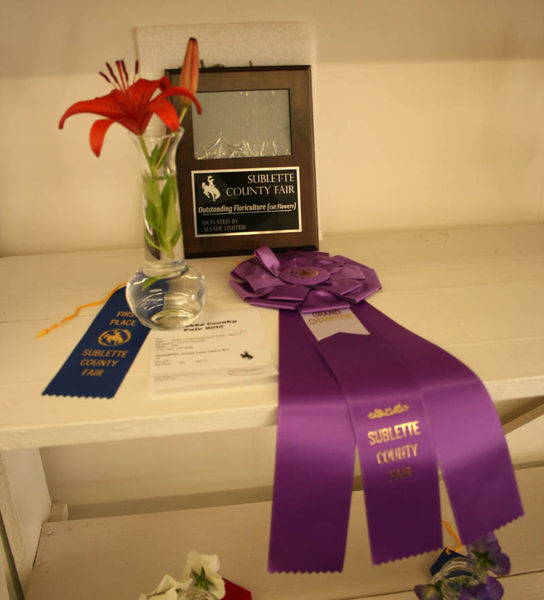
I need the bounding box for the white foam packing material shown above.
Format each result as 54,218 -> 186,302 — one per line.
135,22 -> 316,79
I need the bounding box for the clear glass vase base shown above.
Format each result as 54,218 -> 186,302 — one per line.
126,264 -> 207,330
430,557 -> 487,600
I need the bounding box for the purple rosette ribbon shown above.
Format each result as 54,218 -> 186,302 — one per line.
230,246 -> 381,312
230,247 -> 523,572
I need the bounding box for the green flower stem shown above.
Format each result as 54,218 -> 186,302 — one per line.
137,134 -> 157,175
178,104 -> 189,127
137,133 -> 182,261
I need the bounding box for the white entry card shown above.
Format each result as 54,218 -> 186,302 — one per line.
150,307 -> 277,394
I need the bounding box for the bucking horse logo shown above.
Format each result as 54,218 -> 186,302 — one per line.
98,328 -> 132,347
202,175 -> 221,201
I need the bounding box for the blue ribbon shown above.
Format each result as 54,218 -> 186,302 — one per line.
43,288 -> 149,398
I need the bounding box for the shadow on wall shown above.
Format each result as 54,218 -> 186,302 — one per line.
2,0 -> 544,78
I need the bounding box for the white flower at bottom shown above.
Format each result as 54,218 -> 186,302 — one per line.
138,574 -> 182,600
179,551 -> 225,599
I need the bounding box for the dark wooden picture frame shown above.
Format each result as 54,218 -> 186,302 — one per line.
166,66 -> 319,258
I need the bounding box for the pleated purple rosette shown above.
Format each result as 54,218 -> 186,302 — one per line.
229,247 -> 523,572
230,246 -> 382,312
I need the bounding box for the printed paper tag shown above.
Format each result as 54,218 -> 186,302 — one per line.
301,309 -> 370,341
150,307 -> 277,394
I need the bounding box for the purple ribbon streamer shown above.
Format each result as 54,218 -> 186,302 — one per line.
269,311 -> 355,573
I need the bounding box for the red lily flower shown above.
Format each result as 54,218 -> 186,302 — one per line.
59,59 -> 202,157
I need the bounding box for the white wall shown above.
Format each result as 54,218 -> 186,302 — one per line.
2,0 -> 544,515
1,0 -> 543,257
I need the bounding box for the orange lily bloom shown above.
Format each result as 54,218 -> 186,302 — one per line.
59,59 -> 201,157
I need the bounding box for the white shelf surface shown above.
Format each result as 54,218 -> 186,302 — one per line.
1,224 -> 543,450
27,466 -> 544,600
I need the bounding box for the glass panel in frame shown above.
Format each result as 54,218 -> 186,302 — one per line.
192,90 -> 292,159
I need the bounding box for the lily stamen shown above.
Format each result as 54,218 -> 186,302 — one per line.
105,62 -> 121,88
99,71 -> 112,85
116,59 -> 129,91
122,60 -> 130,85
115,60 -> 126,90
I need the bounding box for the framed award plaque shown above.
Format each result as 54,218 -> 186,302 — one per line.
166,66 -> 319,258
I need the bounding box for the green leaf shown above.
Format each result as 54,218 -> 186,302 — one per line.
160,174 -> 177,215
144,230 -> 162,252
169,226 -> 182,249
144,201 -> 167,251
164,197 -> 180,241
143,175 -> 163,209
142,275 -> 164,290
144,201 -> 160,231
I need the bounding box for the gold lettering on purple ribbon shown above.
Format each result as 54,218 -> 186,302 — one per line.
376,443 -> 419,464
367,420 -> 421,445
389,466 -> 412,480
368,403 -> 410,419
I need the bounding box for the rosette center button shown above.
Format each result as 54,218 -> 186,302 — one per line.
279,266 -> 330,286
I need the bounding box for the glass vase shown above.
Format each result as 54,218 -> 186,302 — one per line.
178,590 -> 216,600
126,128 -> 207,329
430,556 -> 487,600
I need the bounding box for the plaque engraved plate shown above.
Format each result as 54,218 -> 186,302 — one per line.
193,167 -> 301,237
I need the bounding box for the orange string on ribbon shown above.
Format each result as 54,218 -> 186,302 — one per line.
37,283 -> 126,337
442,519 -> 463,554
